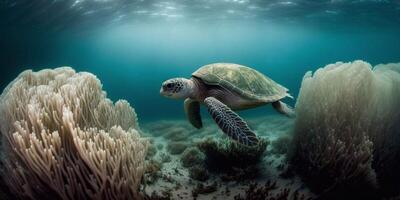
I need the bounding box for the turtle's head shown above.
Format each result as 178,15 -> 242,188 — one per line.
160,78 -> 193,99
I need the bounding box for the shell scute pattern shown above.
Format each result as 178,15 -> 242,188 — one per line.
193,63 -> 289,102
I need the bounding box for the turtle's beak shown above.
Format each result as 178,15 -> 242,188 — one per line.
160,87 -> 170,97
160,88 -> 166,96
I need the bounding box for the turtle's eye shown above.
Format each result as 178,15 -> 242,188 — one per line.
166,83 -> 173,89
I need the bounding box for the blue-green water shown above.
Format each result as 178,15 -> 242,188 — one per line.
1,1 -> 400,199
1,1 -> 400,122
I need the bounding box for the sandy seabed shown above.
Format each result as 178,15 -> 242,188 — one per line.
141,115 -> 314,200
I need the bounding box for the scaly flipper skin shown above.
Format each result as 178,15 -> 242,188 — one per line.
204,97 -> 259,146
184,98 -> 203,129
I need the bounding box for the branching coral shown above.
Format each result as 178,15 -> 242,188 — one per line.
289,61 -> 400,197
0,67 -> 148,200
366,63 -> 400,195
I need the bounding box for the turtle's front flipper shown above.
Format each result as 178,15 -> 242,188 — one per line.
204,97 -> 259,146
184,98 -> 203,129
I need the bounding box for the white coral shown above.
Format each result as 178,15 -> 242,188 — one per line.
290,60 -> 400,194
0,67 -> 148,200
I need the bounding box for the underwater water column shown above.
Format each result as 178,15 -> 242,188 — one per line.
289,60 -> 400,198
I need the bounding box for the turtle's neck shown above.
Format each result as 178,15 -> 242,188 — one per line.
189,77 -> 206,100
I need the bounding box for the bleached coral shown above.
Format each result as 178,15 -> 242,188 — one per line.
289,60 -> 400,197
0,67 -> 148,200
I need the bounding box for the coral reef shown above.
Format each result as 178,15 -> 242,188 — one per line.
270,135 -> 292,155
0,67 -> 148,200
180,147 -> 205,168
159,152 -> 172,163
144,190 -> 172,200
180,147 -> 208,181
144,159 -> 163,184
233,181 -> 311,200
167,141 -> 188,155
192,182 -> 218,198
0,172 -> 13,200
196,137 -> 268,182
188,165 -> 209,181
163,127 -> 190,141
156,143 -> 164,150
142,117 -> 310,199
289,61 -> 400,198
146,142 -> 158,158
198,137 -> 268,171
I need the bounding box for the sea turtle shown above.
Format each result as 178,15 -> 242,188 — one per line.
160,63 -> 295,146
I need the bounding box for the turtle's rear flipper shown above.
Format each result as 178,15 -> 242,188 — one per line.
184,98 -> 203,129
272,101 -> 296,118
204,97 -> 259,146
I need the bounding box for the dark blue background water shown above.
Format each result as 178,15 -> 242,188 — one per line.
1,1 -> 400,122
